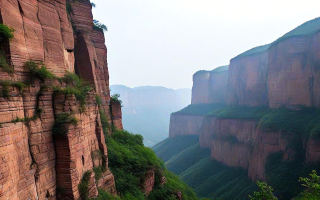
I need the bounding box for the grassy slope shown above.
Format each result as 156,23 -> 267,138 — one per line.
153,135 -> 199,162
153,137 -> 257,199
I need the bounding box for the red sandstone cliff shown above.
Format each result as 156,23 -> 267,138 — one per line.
0,0 -> 121,199
169,18 -> 320,183
191,66 -> 228,105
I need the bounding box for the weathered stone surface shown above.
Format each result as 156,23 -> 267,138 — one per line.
200,117 -> 295,181
0,0 -> 74,80
192,68 -> 228,105
227,51 -> 268,106
142,169 -> 155,196
0,0 -> 120,199
111,101 -> 123,130
169,114 -> 204,137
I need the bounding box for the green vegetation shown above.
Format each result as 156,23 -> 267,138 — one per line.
299,170 -> 320,199
93,20 -> 108,32
111,93 -> 122,105
54,72 -> 93,110
166,143 -> 211,175
79,171 -> 92,200
25,61 -> 55,81
53,112 -> 78,136
249,171 -> 320,200
0,80 -> 28,97
180,158 -> 257,199
275,17 -> 320,44
0,50 -> 14,74
173,104 -> 224,116
0,24 -> 14,42
177,104 -> 320,140
106,130 -> 197,199
207,105 -> 270,120
153,135 -> 199,162
66,2 -> 72,14
193,65 -> 229,76
264,152 -> 320,199
153,136 -> 257,199
249,182 -> 278,200
234,17 -> 320,59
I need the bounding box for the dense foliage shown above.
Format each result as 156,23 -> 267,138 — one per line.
299,170 -> 320,199
0,24 -> 14,42
79,171 -> 92,200
105,130 -> 197,199
249,182 -> 278,200
111,94 -> 122,105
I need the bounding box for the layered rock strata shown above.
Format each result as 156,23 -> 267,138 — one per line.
169,18 -> 320,183
0,0 -> 121,199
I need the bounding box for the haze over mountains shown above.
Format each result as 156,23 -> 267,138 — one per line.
110,85 -> 191,146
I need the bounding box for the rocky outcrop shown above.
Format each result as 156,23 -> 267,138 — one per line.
0,0 -> 121,199
192,66 -> 228,104
142,169 -> 155,196
110,101 -> 123,130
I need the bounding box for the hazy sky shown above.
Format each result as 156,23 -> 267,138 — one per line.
92,0 -> 320,89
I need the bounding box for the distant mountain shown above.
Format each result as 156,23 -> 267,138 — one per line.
110,85 -> 191,146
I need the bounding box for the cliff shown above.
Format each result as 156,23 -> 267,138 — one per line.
168,17 -> 320,199
0,0 -> 121,199
191,65 -> 228,104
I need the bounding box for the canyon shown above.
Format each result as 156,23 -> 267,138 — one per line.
110,85 -> 190,146
165,17 -> 320,199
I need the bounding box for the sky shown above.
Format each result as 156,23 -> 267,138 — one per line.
92,0 -> 320,89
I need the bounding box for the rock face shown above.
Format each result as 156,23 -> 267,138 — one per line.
199,117 -> 295,181
0,0 -> 121,199
142,169 -> 155,196
169,114 -> 204,137
227,49 -> 268,106
169,17 -> 320,183
192,66 -> 228,104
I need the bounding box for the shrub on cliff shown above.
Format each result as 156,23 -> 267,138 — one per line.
0,50 -> 14,74
0,24 -> 14,42
111,93 -> 122,105
93,20 -> 108,32
25,61 -> 55,81
249,182 -> 278,200
104,129 -> 198,199
79,171 -> 92,200
53,113 -> 78,136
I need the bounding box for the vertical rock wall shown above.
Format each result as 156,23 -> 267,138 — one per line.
0,0 -> 120,199
191,66 -> 228,105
